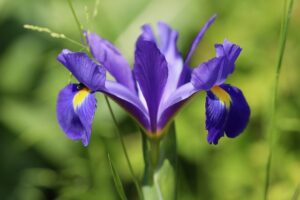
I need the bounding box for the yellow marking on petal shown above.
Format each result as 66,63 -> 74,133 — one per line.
211,86 -> 231,107
73,87 -> 90,110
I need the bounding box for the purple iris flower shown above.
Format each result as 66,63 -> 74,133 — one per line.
56,15 -> 250,146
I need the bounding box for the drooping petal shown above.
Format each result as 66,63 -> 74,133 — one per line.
134,39 -> 168,132
184,15 -> 217,65
57,50 -> 106,91
100,81 -> 150,131
221,84 -> 250,138
191,57 -> 225,90
214,40 -> 242,84
205,84 -> 250,144
205,89 -> 228,144
57,84 -> 97,146
85,32 -> 135,91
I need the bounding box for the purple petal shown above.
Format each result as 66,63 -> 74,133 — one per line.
100,81 -> 150,130
221,84 -> 250,138
57,84 -> 97,146
85,32 -> 135,91
191,40 -> 242,90
205,84 -> 250,144
157,22 -> 185,101
140,24 -> 156,42
57,50 -> 106,91
158,82 -> 199,129
205,90 -> 228,144
191,57 -> 225,90
185,15 -> 217,65
214,40 -> 242,84
134,39 -> 168,132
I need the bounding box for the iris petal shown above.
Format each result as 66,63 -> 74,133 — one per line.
100,81 -> 150,130
140,22 -> 184,90
57,84 -> 97,146
191,57 -> 225,90
191,40 -> 241,90
157,22 -> 185,102
140,24 -> 156,42
85,32 -> 135,91
215,40 -> 242,84
57,50 -> 106,91
158,83 -> 197,129
221,84 -> 250,138
205,84 -> 250,144
134,39 -> 168,132
206,90 -> 228,144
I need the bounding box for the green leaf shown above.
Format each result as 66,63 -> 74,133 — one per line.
107,153 -> 127,200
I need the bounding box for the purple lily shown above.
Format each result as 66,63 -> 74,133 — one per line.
56,15 -> 250,146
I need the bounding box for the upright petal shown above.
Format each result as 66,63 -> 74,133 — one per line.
85,32 -> 135,91
134,39 -> 168,132
57,84 -> 97,146
140,23 -> 185,89
185,15 -> 217,65
57,50 -> 106,91
205,84 -> 250,144
158,82 -> 198,129
100,81 -> 150,131
140,24 -> 156,42
157,22 -> 185,101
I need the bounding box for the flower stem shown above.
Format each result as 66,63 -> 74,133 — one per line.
264,0 -> 294,199
141,123 -> 177,200
104,96 -> 144,200
149,139 -> 160,169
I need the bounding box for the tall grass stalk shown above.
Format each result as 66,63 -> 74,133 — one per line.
67,0 -> 84,42
264,0 -> 294,199
104,97 -> 144,200
66,1 -> 143,199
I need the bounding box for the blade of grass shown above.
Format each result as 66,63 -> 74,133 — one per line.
264,0 -> 294,199
108,153 -> 128,200
105,96 -> 144,200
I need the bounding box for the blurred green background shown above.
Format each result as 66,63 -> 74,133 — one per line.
0,0 -> 300,199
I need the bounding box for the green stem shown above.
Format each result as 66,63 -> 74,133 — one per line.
67,0 -> 84,41
104,96 -> 144,200
150,139 -> 160,169
142,123 -> 177,200
264,0 -> 294,199
64,36 -> 88,50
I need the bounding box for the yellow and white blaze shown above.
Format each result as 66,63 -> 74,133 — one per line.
210,85 -> 231,107
73,87 -> 90,110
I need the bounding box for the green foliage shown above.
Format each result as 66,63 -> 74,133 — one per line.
0,0 -> 300,199
108,153 -> 128,200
